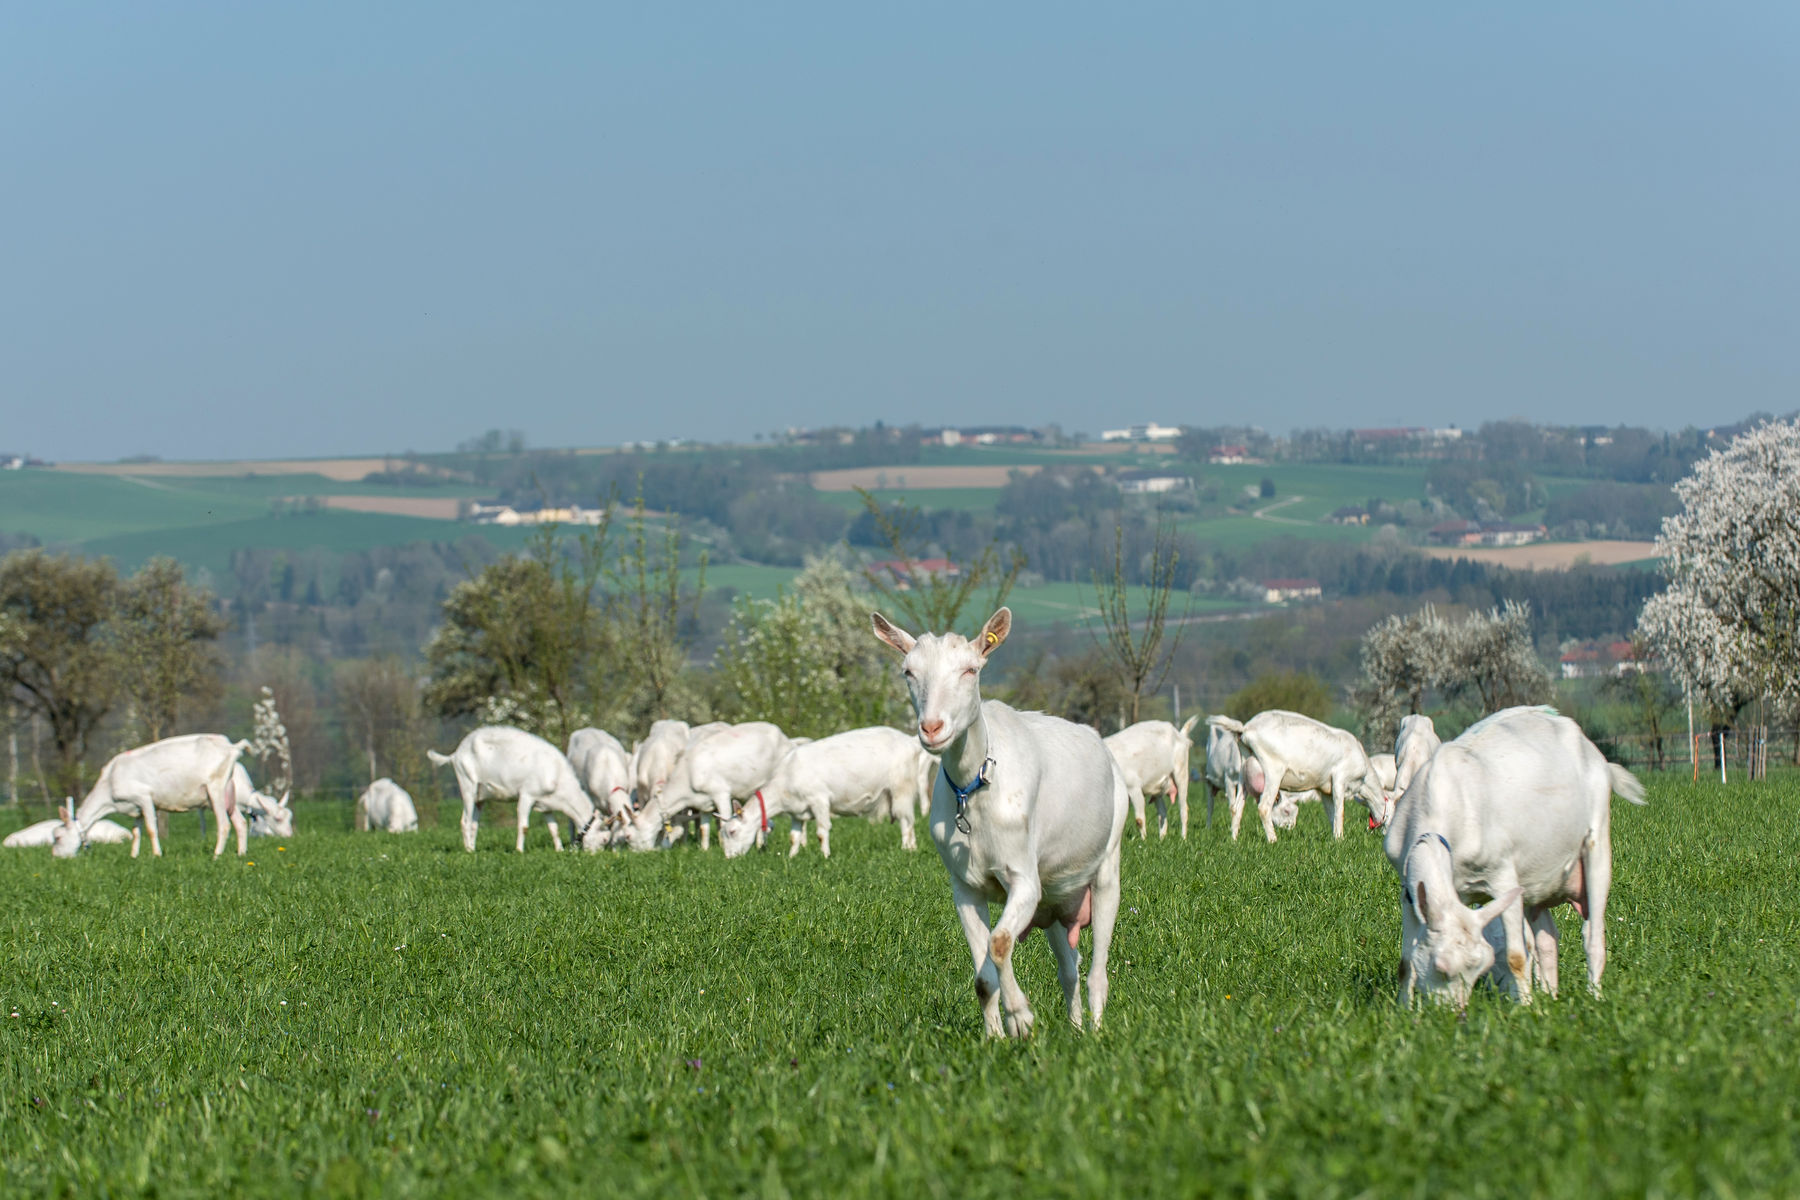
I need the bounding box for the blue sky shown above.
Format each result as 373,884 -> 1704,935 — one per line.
3,4 -> 1795,460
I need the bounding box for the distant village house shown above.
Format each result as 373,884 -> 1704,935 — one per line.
1100,422 -> 1182,443
1426,519 -> 1546,547
1261,578 -> 1323,605
1114,469 -> 1192,495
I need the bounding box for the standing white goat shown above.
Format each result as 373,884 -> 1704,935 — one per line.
1383,706 -> 1646,1008
52,734 -> 251,859
354,778 -> 419,833
1392,714 -> 1441,798
427,726 -> 607,853
567,728 -> 636,821
719,725 -> 936,858
620,722 -> 791,851
1206,711 -> 1387,842
1105,716 -> 1199,840
873,607 -> 1128,1038
1202,720 -> 1249,837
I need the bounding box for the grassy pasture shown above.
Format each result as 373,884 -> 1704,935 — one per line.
2,776 -> 1795,1197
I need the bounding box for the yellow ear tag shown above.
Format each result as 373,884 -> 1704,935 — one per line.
985,631 -> 999,646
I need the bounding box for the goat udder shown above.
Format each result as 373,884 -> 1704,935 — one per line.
1066,888 -> 1092,950
1564,857 -> 1588,920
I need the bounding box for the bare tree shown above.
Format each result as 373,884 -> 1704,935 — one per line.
855,488 -> 1023,635
1091,519 -> 1188,727
337,656 -> 425,786
605,489 -> 706,727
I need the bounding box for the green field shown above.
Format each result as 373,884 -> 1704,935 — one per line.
3,776 -> 1794,1196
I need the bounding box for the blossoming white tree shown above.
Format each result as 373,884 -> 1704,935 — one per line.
1637,420 -> 1800,715
1355,601 -> 1551,742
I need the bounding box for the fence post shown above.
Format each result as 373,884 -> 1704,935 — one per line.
1687,696 -> 1696,783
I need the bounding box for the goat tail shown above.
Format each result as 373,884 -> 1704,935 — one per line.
1178,715 -> 1200,739
426,749 -> 453,768
1206,715 -> 1246,735
231,739 -> 252,755
1608,763 -> 1648,806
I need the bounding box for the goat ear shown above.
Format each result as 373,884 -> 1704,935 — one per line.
870,612 -> 916,655
1472,887 -> 1522,928
978,607 -> 1011,657
1414,880 -> 1438,929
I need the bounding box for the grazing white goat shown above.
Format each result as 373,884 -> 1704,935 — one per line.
873,607 -> 1128,1038
52,734 -> 251,859
1105,716 -> 1199,840
1202,720 -> 1249,837
620,722 -> 791,852
5,814 -> 134,848
631,719 -> 690,806
1206,711 -> 1387,842
1392,714 -> 1442,798
567,728 -> 636,821
1383,706 -> 1646,1008
234,764 -> 294,839
719,726 -> 936,858
1269,753 -> 1398,832
427,726 -> 607,853
354,778 -> 419,833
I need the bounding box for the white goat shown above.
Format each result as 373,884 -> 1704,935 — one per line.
5,814 -> 133,848
427,726 -> 607,853
52,734 -> 251,859
1383,705 -> 1646,1008
1270,753 -> 1398,831
1392,714 -> 1442,797
235,764 -> 294,839
1105,716 -> 1199,840
354,778 -> 419,833
873,607 -> 1128,1038
621,722 -> 791,852
631,719 -> 690,806
1206,711 -> 1387,842
1202,720 -> 1249,837
567,728 -> 636,821
719,726 -> 936,859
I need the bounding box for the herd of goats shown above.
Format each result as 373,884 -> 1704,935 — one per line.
6,607 -> 1648,1030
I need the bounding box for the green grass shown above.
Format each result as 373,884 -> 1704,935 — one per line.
2,776 -> 1794,1196
815,487 -> 1009,513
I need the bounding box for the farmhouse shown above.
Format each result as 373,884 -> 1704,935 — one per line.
1261,578 -> 1323,604
1114,469 -> 1192,495
1427,519 -> 1547,547
1101,422 -> 1182,442
466,503 -> 607,527
1328,505 -> 1369,525
927,426 -> 1041,446
1209,444 -> 1249,464
1559,639 -> 1645,680
867,558 -> 961,589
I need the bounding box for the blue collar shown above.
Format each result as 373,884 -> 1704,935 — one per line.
945,757 -> 994,834
1417,831 -> 1451,856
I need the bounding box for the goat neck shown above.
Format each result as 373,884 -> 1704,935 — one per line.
940,703 -> 994,798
